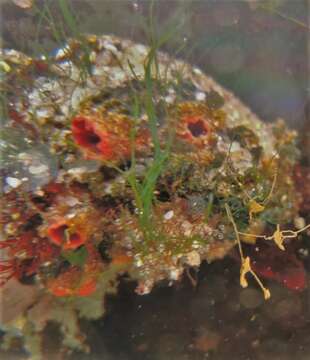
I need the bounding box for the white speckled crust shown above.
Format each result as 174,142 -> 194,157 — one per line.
3,34 -> 276,156
99,35 -> 276,154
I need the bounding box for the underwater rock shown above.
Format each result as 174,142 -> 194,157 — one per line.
0,34 -> 307,356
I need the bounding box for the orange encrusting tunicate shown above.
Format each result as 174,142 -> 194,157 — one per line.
47,244 -> 102,297
47,267 -> 97,297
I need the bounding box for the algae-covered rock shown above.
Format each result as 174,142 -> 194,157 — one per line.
0,34 -> 307,356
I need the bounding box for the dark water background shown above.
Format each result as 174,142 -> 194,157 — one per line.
1,1 -> 310,359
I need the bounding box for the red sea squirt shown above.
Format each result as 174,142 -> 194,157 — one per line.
72,116 -> 115,160
71,108 -> 150,162
185,115 -> 210,138
47,220 -> 86,250
175,102 -> 225,149
71,114 -> 136,162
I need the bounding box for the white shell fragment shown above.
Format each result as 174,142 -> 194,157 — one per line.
6,177 -> 22,188
164,210 -> 174,220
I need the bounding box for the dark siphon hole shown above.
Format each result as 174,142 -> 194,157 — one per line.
85,132 -> 101,145
187,120 -> 206,137
157,190 -> 171,202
